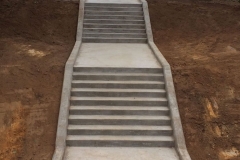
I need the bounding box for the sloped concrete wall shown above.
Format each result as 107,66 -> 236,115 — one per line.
52,1 -> 84,159
142,0 -> 191,160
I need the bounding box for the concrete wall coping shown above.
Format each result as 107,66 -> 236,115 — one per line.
52,1 -> 84,159
142,0 -> 192,160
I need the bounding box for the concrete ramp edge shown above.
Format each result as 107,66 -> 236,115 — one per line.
142,0 -> 191,160
52,1 -> 84,159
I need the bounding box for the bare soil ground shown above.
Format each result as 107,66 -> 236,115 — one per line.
148,0 -> 240,159
0,0 -> 78,159
0,0 -> 240,160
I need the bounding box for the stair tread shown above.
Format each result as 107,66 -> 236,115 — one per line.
71,88 -> 165,92
84,23 -> 144,26
67,135 -> 174,141
68,125 -> 172,130
83,33 -> 147,35
69,115 -> 170,120
71,97 -> 167,101
85,11 -> 143,13
69,106 -> 169,111
82,37 -> 147,40
72,80 -> 164,84
84,19 -> 144,22
73,72 -> 162,76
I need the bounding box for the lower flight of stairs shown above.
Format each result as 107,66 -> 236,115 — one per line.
82,3 -> 147,43
66,67 -> 175,147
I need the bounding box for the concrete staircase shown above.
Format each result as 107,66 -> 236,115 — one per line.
83,3 -> 147,43
66,67 -> 175,147
53,0 -> 191,160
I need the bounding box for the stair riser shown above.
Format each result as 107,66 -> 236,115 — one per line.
72,83 -> 165,89
82,34 -> 147,38
71,91 -> 166,98
84,15 -> 144,20
69,110 -> 169,116
70,100 -> 168,106
84,29 -> 146,33
84,7 -> 143,12
68,119 -> 171,126
84,24 -> 145,29
73,67 -> 163,73
85,3 -> 142,7
82,38 -> 147,43
67,130 -> 173,136
85,12 -> 143,16
84,20 -> 145,24
72,75 -> 163,81
66,140 -> 174,147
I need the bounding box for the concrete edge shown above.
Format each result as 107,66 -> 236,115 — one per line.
76,0 -> 85,41
52,1 -> 84,160
142,1 -> 192,160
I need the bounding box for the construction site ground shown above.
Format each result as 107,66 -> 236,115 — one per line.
0,0 -> 239,160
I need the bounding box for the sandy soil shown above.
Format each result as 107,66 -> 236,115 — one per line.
148,0 -> 240,159
0,0 -> 78,159
0,0 -> 240,160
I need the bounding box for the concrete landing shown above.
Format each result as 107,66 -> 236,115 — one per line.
74,43 -> 161,68
64,147 -> 179,160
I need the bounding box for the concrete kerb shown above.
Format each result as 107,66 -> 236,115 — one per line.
142,0 -> 192,160
52,41 -> 81,160
52,0 -> 84,160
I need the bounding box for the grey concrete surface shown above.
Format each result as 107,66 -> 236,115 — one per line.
64,147 -> 180,160
83,2 -> 146,43
53,0 -> 192,160
74,43 -> 161,68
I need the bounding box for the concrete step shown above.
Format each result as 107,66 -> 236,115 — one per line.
85,3 -> 142,8
72,80 -> 165,89
83,28 -> 146,33
82,37 -> 147,43
83,24 -> 145,29
73,67 -> 163,73
72,72 -> 163,81
84,15 -> 144,20
71,88 -> 166,97
66,135 -> 174,147
69,106 -> 169,115
70,97 -> 168,106
84,6 -> 143,12
85,11 -> 143,16
82,33 -> 147,38
67,125 -> 173,136
68,115 -> 171,125
83,19 -> 145,25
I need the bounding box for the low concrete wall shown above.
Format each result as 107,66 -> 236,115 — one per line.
142,0 -> 192,160
52,0 -> 85,160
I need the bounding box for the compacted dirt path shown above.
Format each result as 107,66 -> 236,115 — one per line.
0,0 -> 240,160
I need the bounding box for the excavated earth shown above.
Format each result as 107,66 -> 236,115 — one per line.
0,0 -> 240,160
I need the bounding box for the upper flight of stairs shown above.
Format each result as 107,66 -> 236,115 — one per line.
66,67 -> 175,147
82,3 -> 147,43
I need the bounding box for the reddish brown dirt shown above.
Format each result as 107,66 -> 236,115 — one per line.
148,0 -> 240,160
1,0 -> 240,160
0,0 -> 78,159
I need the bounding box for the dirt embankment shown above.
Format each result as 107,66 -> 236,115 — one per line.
148,0 -> 240,160
0,0 -> 78,159
1,0 -> 240,160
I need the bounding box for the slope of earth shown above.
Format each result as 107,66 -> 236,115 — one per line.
0,0 -> 78,160
148,0 -> 240,160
